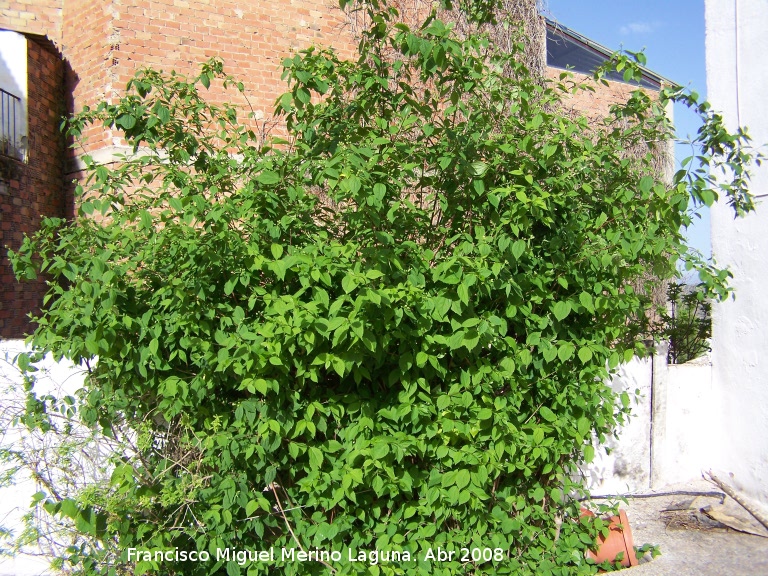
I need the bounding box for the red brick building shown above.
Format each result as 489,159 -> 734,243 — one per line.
0,0 -> 360,338
0,2 -> 670,338
0,31 -> 66,338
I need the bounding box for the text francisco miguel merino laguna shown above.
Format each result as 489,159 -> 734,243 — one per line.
127,545 -> 506,566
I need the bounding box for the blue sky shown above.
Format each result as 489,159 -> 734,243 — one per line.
543,0 -> 711,260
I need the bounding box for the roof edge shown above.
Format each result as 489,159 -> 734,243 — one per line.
544,17 -> 682,91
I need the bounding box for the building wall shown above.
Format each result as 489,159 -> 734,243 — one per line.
5,1 -> 652,166
585,355 -> 653,494
583,346 -> 718,494
661,358 -> 715,484
60,0 -> 120,151
0,0 -> 63,45
0,37 -> 66,338
1,0 -> 361,338
707,0 -> 768,507
58,0 -> 359,158
547,68 -> 644,121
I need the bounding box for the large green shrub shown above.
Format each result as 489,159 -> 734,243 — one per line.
7,1 -> 756,574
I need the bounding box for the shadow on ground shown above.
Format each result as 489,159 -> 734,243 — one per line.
600,481 -> 768,575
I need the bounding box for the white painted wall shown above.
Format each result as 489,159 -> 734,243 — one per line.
0,31 -> 27,156
586,349 -> 717,494
661,357 -> 715,484
706,0 -> 768,508
586,356 -> 653,494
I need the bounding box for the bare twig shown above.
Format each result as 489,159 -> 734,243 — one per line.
270,483 -> 337,573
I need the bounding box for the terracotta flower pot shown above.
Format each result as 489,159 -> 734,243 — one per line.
580,508 -> 639,568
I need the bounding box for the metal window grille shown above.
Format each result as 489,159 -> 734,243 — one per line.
0,87 -> 21,159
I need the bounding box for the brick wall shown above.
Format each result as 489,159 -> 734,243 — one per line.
61,0 -> 126,152
61,0 -> 359,157
1,1 -> 655,163
0,0 -> 63,45
0,37 -> 66,338
548,67 -> 648,120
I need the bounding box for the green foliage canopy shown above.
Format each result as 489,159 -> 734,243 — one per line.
8,2 -> 757,575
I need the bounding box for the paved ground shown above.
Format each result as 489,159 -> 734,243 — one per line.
598,482 -> 768,576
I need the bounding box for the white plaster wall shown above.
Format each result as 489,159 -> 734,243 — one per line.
586,349 -> 719,494
707,0 -> 768,507
585,356 -> 653,494
662,358 -> 715,484
0,31 -> 28,152
0,340 -> 85,576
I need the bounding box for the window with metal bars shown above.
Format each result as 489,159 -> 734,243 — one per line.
0,87 -> 23,161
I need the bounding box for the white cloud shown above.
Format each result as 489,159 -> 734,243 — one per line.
619,22 -> 656,35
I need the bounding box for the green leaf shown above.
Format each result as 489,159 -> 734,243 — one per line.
558,343 -> 574,362
499,357 -> 515,374
539,406 -> 556,423
638,175 -> 654,194
117,114 -> 136,129
155,105 -> 170,124
296,87 -> 311,104
139,210 -> 153,230
270,244 -> 283,259
455,469 -> 470,490
477,408 -> 493,421
252,379 -> 269,394
371,442 -> 389,459
578,347 -> 593,364
543,345 -> 558,363
308,447 -> 323,470
257,171 -> 281,185
331,356 -> 345,377
462,330 -> 480,351
552,301 -> 571,321
163,378 -> 177,397
457,283 -> 469,305
448,331 -> 464,350
471,161 -> 488,176
346,175 -> 362,195
341,274 -> 357,294
621,391 -> 631,409
511,240 -> 526,260
579,292 -> 594,312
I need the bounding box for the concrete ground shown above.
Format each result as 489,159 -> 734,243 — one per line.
594,482 -> 768,575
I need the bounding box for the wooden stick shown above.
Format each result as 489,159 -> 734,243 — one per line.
705,471 -> 768,532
